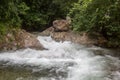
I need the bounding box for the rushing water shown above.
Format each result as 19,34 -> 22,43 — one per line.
0,36 -> 120,80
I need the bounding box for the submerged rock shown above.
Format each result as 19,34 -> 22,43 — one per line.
0,29 -> 45,51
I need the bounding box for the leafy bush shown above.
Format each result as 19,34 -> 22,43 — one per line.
0,0 -> 77,32
68,0 -> 120,47
0,0 -> 28,27
22,0 -> 78,31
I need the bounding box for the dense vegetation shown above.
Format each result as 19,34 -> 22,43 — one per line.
0,0 -> 120,47
0,0 -> 77,32
68,0 -> 120,47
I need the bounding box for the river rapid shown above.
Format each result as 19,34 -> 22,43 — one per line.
0,36 -> 120,80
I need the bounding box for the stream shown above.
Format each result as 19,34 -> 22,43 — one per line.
0,36 -> 120,80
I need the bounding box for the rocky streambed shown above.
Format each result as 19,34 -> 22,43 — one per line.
0,19 -> 120,80
0,36 -> 120,80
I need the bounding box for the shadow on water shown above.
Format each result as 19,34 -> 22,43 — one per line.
0,66 -> 33,80
0,61 -> 69,80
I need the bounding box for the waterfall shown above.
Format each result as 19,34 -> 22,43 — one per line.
0,36 -> 120,80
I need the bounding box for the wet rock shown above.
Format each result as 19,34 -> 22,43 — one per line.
0,29 -> 45,52
17,30 -> 44,50
39,27 -> 54,36
40,27 -> 107,47
51,31 -> 106,46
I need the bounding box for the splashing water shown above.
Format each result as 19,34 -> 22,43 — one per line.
0,36 -> 120,80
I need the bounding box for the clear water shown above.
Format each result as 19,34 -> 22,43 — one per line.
0,36 -> 120,80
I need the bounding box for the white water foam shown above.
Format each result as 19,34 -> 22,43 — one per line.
0,36 -> 120,80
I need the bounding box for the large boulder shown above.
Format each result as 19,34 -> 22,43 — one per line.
17,30 -> 44,50
0,29 -> 45,51
53,19 -> 70,32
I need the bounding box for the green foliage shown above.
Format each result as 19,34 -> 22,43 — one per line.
0,0 -> 27,27
68,0 -> 92,31
0,0 -> 29,33
0,0 -> 77,33
68,0 -> 120,47
0,0 -> 29,39
0,23 -> 7,35
22,0 -> 78,31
